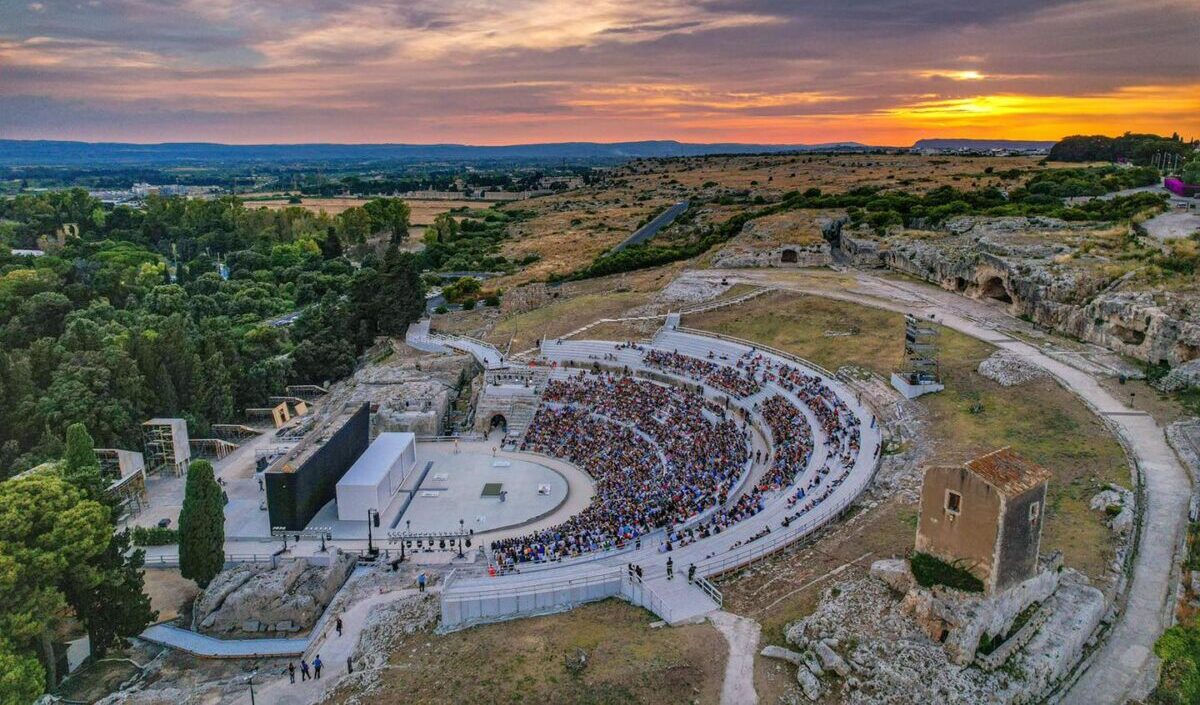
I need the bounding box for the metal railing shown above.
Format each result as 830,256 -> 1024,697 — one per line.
143,552 -> 280,568
445,566 -> 623,600
695,575 -> 724,608
695,477 -> 872,578
623,573 -> 676,623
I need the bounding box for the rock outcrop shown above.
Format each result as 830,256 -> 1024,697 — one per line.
193,552 -> 355,637
317,343 -> 479,436
829,216 -> 1200,366
778,554 -> 1105,704
978,350 -> 1048,387
712,210 -> 844,268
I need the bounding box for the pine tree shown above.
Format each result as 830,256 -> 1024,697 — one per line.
58,423 -> 157,656
178,459 -> 225,588
61,530 -> 157,658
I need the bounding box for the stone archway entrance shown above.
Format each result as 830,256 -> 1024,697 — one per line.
781,249 -> 799,264
489,414 -> 508,433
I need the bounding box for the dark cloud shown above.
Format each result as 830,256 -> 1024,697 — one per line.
0,0 -> 1196,143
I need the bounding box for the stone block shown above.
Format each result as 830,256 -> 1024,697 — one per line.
760,645 -> 806,667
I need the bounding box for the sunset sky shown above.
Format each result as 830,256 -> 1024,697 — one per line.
1,0 -> 1197,145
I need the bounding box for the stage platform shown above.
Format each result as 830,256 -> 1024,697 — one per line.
301,442 -> 579,540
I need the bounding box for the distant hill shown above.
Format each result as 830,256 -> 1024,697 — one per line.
0,139 -> 874,166
911,138 -> 1057,152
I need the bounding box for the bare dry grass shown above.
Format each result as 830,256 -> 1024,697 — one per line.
486,154 -> 1055,286
494,192 -> 673,286
619,154 -> 1046,197
142,567 -> 199,623
330,599 -> 726,705
245,197 -> 480,224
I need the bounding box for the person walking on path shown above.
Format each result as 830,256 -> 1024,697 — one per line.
335,617 -> 343,636
635,565 -> 643,582
687,564 -> 696,583
313,655 -> 323,680
627,563 -> 634,580
288,662 -> 295,684
347,656 -> 354,674
666,557 -> 674,580
418,572 -> 427,592
300,660 -> 310,681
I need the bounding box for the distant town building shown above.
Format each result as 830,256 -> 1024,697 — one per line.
915,448 -> 1050,594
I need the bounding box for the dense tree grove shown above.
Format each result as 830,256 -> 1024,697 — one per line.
0,191 -> 425,476
0,421 -> 156,702
1048,132 -> 1196,165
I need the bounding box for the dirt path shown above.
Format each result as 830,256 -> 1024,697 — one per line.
710,611 -> 762,705
698,268 -> 1193,704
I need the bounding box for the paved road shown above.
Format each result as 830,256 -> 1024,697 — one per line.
695,268 -> 1193,704
612,200 -> 689,252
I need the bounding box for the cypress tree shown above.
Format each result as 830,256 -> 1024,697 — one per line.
62,422 -> 105,502
178,459 -> 225,588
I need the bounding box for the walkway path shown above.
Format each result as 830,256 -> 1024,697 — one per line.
710,611 -> 762,705
232,585 -> 441,705
695,268 -> 1193,704
405,318 -> 507,369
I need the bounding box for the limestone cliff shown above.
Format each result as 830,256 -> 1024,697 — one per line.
831,216 -> 1200,365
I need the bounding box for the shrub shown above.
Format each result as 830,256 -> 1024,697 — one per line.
462,299 -> 476,311
1151,617 -> 1200,704
132,525 -> 179,546
484,294 -> 500,307
910,552 -> 984,592
434,305 -> 448,315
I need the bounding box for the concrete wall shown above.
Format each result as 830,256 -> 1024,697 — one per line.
915,466 -> 1002,589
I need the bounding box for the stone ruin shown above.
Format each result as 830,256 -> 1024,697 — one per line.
316,341 -> 480,436
762,555 -> 1106,704
977,350 -> 1048,387
192,551 -> 356,637
711,209 -> 843,268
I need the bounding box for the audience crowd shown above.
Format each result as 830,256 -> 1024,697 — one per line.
493,373 -> 749,566
491,343 -> 869,568
643,349 -> 762,398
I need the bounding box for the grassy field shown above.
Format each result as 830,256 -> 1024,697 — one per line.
487,154 -> 1056,287
619,153 -> 1048,198
686,289 -> 1128,585
476,266 -> 681,351
334,599 -> 726,705
683,289 -> 1130,701
495,191 -> 672,286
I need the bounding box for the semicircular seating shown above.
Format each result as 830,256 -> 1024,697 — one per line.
491,337 -> 870,569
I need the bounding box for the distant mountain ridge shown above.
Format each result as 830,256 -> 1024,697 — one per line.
0,139 -> 874,165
